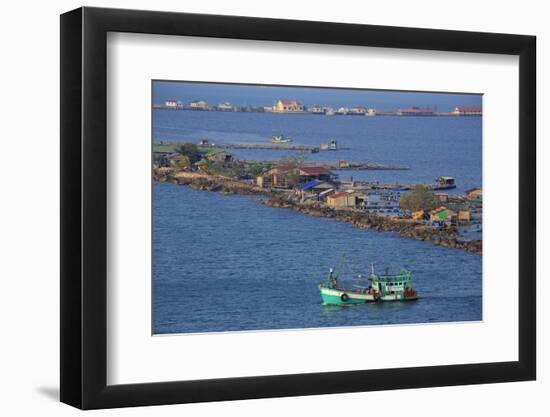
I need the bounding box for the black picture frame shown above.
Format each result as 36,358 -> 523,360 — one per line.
60,6 -> 536,410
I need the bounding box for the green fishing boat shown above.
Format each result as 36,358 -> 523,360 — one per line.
319,259 -> 418,305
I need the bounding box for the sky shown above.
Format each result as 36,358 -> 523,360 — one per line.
153,81 -> 482,112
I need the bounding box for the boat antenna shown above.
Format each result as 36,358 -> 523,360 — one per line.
370,262 -> 375,275
336,252 -> 346,279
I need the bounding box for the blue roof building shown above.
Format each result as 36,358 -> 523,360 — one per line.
297,180 -> 323,191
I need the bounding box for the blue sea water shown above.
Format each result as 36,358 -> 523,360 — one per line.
153,183 -> 482,334
153,110 -> 482,193
152,91 -> 482,334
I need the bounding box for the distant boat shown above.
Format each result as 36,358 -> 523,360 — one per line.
320,139 -> 338,150
432,176 -> 456,190
319,259 -> 418,305
271,135 -> 292,144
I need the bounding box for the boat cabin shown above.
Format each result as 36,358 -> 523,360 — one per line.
369,268 -> 414,295
436,176 -> 455,187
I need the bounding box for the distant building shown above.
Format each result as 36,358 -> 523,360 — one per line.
327,191 -> 355,208
190,100 -> 209,110
358,192 -> 400,210
397,107 -> 434,116
256,167 -> 292,188
309,105 -> 326,114
434,192 -> 449,203
296,180 -> 334,200
165,153 -> 184,167
298,167 -> 334,182
205,149 -> 233,164
273,100 -> 304,113
348,106 -> 367,115
335,107 -> 349,115
452,106 -> 482,116
466,187 -> 482,201
429,207 -> 457,222
366,108 -> 377,116
458,210 -> 471,222
257,166 -> 335,189
164,99 -> 182,108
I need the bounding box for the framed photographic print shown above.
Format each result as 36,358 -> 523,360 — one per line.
60,7 -> 536,409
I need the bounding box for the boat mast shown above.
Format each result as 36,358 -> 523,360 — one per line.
336,252 -> 346,279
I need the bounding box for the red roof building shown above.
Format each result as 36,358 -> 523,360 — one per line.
299,167 -> 330,176
397,107 -> 434,116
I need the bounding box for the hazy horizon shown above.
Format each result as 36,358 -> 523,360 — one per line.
153,80 -> 482,112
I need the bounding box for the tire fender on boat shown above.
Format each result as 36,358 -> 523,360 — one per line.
341,293 -> 349,302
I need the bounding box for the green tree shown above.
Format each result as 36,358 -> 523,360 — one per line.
176,155 -> 191,170
175,143 -> 202,164
198,158 -> 214,174
247,163 -> 265,177
399,185 -> 438,212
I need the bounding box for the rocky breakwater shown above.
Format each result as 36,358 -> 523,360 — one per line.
153,167 -> 270,196
266,194 -> 482,255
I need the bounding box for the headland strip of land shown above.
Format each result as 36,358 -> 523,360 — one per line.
153,168 -> 482,255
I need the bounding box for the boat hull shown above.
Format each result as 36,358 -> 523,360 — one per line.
319,286 -> 376,305
380,293 -> 418,301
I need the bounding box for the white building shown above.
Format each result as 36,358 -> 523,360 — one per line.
164,99 -> 179,108
190,100 -> 208,110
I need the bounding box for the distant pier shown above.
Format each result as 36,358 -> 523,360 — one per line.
219,143 -> 325,152
220,143 -> 349,153
242,160 -> 409,171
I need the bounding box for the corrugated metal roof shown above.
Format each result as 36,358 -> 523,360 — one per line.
297,180 -> 323,190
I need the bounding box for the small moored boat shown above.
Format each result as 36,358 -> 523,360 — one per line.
271,135 -> 292,144
432,176 -> 456,190
320,139 -> 338,150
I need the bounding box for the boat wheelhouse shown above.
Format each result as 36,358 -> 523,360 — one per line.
368,264 -> 418,301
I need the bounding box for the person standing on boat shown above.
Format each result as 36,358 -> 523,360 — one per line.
329,268 -> 338,289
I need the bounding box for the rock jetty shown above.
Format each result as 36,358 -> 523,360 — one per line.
153,168 -> 482,255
